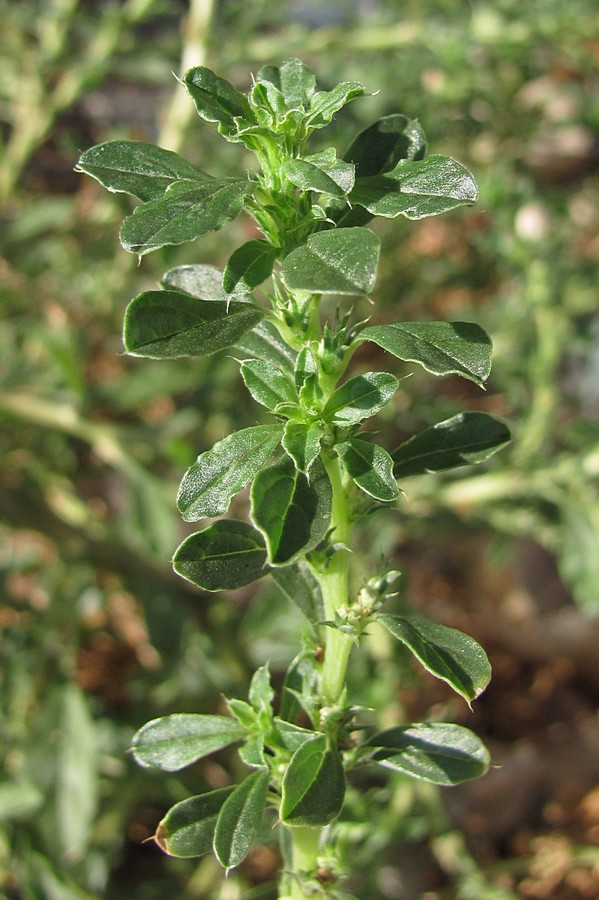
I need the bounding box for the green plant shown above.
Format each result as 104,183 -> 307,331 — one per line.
77,59 -> 510,899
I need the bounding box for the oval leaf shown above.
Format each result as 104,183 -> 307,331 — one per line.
282,421 -> 324,472
161,263 -> 228,300
213,769 -> 270,870
281,734 -> 346,826
240,360 -> 298,410
223,240 -> 278,295
367,723 -> 490,785
132,714 -> 247,772
250,457 -> 332,565
392,412 -> 511,478
377,614 -> 491,703
359,322 -> 492,386
173,519 -> 269,591
155,787 -> 235,857
336,438 -> 399,501
282,228 -> 379,295
184,66 -> 257,132
323,372 -> 398,426
283,149 -> 355,198
177,425 -> 283,521
123,290 -> 263,359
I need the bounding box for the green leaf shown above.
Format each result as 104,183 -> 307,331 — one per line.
283,149 -> 355,198
131,714 -> 247,772
281,734 -> 345,826
294,347 -> 317,391
272,718 -> 316,753
323,372 -> 398,426
392,412 -> 511,478
119,177 -> 254,255
155,787 -> 235,857
184,66 -> 257,132
282,422 -> 324,473
223,240 -> 279,295
351,155 -> 478,220
271,561 -> 325,624
213,769 -> 270,869
123,290 -> 263,359
282,228 -> 380,295
235,320 -> 296,371
76,140 -> 208,201
359,322 -> 492,386
366,723 -> 490,785
345,115 -> 427,175
251,457 -> 332,565
336,438 -> 399,501
161,263 -> 229,300
249,664 -> 275,712
257,59 -> 316,109
177,425 -> 283,521
377,615 -> 491,703
240,360 -> 298,410
173,520 -> 269,591
307,82 -> 366,128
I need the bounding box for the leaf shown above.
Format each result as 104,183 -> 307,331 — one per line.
235,320 -> 296,371
283,149 -> 355,198
307,82 -> 366,128
294,346 -> 318,391
336,438 -> 399,501
76,140 -> 208,201
123,290 -> 263,359
281,228 -> 380,295
184,66 -> 257,132
161,263 -> 229,300
392,412 -> 511,478
177,425 -> 283,521
240,360 -> 298,410
119,177 -> 254,254
351,155 -> 478,220
223,240 -> 279,295
282,421 -> 324,472
250,456 -> 332,565
377,615 -> 491,703
345,115 -> 427,176
281,734 -> 346,826
359,322 -> 492,386
272,718 -> 316,753
213,769 -> 270,869
249,664 -> 275,712
155,788 -> 235,857
131,714 -> 247,771
173,519 -> 269,591
366,723 -> 490,785
271,561 -> 325,624
322,372 -> 398,426
257,59 -> 316,109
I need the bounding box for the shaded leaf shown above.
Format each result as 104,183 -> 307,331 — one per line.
282,421 -> 324,473
240,360 -> 298,410
366,723 -> 490,785
359,322 -> 492,386
123,290 -> 263,359
184,66 -> 257,132
132,714 -> 247,772
282,227 -> 379,295
271,561 -> 325,624
173,520 -> 269,591
223,240 -> 278,294
281,734 -> 345,826
323,372 -> 398,426
177,425 -> 283,521
251,457 -> 332,565
235,320 -> 296,371
392,412 -> 511,478
336,439 -> 398,501
213,769 -> 270,869
377,614 -> 491,703
345,115 -> 427,176
155,788 -> 235,858
283,149 -> 355,198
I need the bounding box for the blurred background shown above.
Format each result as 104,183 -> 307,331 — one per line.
1,1 -> 599,897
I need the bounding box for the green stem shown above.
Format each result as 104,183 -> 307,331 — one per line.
283,826 -> 321,899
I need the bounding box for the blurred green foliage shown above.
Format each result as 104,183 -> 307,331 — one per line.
1,0 -> 598,897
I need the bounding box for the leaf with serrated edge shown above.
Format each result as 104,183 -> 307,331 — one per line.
282,228 -> 379,295
367,723 -> 490,785
132,714 -> 247,772
240,360 -> 298,410
323,372 -> 398,426
336,439 -> 398,501
359,322 -> 492,386
392,412 -> 511,478
173,520 -> 269,591
213,769 -> 269,869
377,615 -> 491,703
177,425 -> 283,521
282,422 -> 324,472
123,291 -> 263,359
281,734 -> 345,825
251,456 -> 332,565
155,787 -> 235,857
